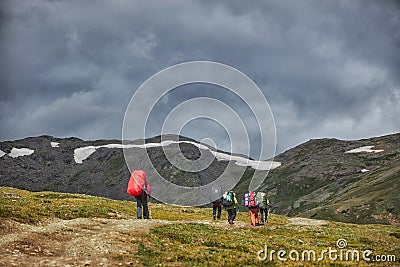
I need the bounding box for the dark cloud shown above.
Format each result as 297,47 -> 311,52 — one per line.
0,0 -> 399,158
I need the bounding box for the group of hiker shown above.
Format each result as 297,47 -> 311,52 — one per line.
127,170 -> 272,226
211,189 -> 239,224
211,185 -> 271,226
244,191 -> 271,226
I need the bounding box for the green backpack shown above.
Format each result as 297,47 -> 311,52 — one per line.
256,191 -> 269,209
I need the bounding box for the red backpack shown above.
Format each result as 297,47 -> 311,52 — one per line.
127,170 -> 151,197
244,191 -> 258,208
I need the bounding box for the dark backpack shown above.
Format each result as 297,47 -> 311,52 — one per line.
222,191 -> 234,207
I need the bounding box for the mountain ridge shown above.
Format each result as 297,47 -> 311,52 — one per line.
261,132 -> 400,225
0,133 -> 399,225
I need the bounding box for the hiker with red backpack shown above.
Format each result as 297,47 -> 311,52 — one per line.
223,190 -> 238,224
244,191 -> 259,226
126,170 -> 151,219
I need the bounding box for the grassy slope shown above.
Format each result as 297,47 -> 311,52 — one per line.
1,187 -> 399,266
301,163 -> 400,225
256,134 -> 400,225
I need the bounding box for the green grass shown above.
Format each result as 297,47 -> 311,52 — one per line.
138,220 -> 400,266
0,187 -> 137,223
1,186 -> 399,266
0,186 -> 256,223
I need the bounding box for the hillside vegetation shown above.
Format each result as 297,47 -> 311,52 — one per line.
1,187 -> 399,266
0,133 -> 399,225
257,133 -> 400,225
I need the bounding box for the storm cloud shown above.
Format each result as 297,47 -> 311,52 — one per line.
0,0 -> 399,158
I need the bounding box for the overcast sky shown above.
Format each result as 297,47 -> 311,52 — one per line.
1,0 -> 399,158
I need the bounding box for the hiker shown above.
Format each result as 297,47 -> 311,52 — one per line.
210,185 -> 223,220
212,198 -> 223,220
256,191 -> 270,224
223,190 -> 238,224
245,191 -> 259,226
136,185 -> 150,219
126,170 -> 151,219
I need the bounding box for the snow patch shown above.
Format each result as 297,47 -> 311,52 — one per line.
211,152 -> 281,170
73,141 -> 281,170
0,150 -> 6,158
8,148 -> 35,158
51,142 -> 60,148
74,146 -> 97,163
345,146 -> 384,153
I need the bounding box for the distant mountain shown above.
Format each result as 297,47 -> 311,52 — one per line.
0,134 -> 274,203
0,133 -> 399,225
258,133 -> 400,225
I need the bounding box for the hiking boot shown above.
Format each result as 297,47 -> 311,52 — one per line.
213,215 -> 216,220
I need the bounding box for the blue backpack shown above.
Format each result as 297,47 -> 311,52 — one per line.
222,191 -> 234,207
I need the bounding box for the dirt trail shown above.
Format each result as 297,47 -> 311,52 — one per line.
0,218 -> 247,266
288,217 -> 328,226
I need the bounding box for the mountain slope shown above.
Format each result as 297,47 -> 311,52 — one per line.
0,135 -> 266,202
0,133 -> 399,225
257,133 -> 400,225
